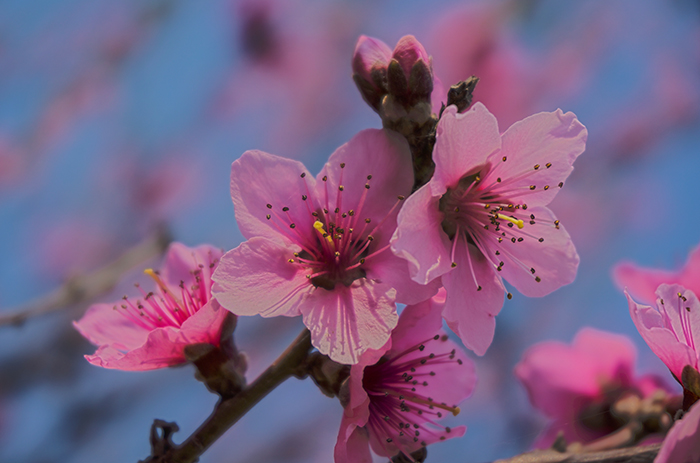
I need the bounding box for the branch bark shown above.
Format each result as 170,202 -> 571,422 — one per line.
0,226 -> 172,327
494,443 -> 661,463
140,328 -> 313,463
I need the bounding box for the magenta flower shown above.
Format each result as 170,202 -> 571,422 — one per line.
656,399 -> 700,463
627,284 -> 700,382
334,290 -> 476,462
391,103 -> 586,355
74,242 -> 228,370
212,129 -> 437,365
615,242 -> 700,304
515,328 -> 673,448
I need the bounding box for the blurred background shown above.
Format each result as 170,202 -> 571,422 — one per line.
1,0 -> 699,461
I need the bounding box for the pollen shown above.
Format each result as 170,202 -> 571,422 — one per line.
495,213 -> 524,229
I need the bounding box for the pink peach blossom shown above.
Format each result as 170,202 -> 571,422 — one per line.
391,103 -> 586,355
334,290 -> 476,462
212,129 -> 437,365
74,243 -> 228,370
615,242 -> 700,305
515,328 -> 672,448
656,399 -> 700,463
627,284 -> 700,383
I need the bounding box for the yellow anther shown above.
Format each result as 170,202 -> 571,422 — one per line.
495,213 -> 524,229
452,406 -> 461,417
144,269 -> 184,307
313,220 -> 334,245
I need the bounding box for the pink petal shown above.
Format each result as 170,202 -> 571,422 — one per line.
614,243 -> 700,304
488,109 -> 587,208
392,35 -> 430,78
368,422 -> 466,458
334,418 -> 373,463
368,251 -> 440,305
627,287 -> 700,380
488,206 -> 579,297
315,129 -> 413,226
211,237 -> 309,318
441,242 -> 504,355
656,400 -> 700,463
178,300 -> 229,346
431,103 -> 501,195
160,242 -> 223,289
391,184 -> 453,284
230,150 -> 317,243
84,327 -> 186,371
73,302 -> 149,350
390,298 -> 477,407
614,261 -> 675,306
299,281 -> 398,365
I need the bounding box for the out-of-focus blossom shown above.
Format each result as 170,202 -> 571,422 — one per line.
515,328 -> 673,448
212,129 -> 437,365
391,103 -> 586,355
615,242 -> 700,305
74,242 -> 228,370
627,284 -> 700,383
334,290 -> 476,462
0,135 -> 26,187
351,35 -> 392,110
426,3 -> 536,129
656,399 -> 700,463
214,0 -> 357,158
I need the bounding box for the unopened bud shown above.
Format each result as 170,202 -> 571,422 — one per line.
352,35 -> 392,111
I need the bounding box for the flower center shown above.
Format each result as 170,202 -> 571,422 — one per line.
113,256 -> 218,331
362,334 -> 463,454
266,164 -> 405,291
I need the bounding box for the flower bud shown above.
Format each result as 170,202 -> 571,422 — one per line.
352,35 -> 392,110
392,35 -> 433,101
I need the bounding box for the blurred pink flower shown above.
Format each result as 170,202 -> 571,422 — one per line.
627,284 -> 700,383
515,328 -> 672,448
656,399 -> 700,463
334,290 -> 476,462
74,242 -> 228,370
391,103 -> 586,355
614,242 -> 700,305
426,3 -> 536,128
212,129 -> 437,365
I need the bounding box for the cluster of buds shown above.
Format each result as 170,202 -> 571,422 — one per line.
352,35 -> 434,119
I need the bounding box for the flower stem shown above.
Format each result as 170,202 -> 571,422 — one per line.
140,328 -> 312,463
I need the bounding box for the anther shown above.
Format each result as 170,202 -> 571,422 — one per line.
301,194 -> 307,200
543,185 -> 549,191
538,238 -> 544,242
398,195 -> 405,200
502,156 -> 507,162
322,176 -> 327,182
495,213 -> 524,229
282,207 -> 289,212
546,163 -> 552,168
535,276 -> 541,283
266,214 -> 271,220
365,218 -> 371,223
558,182 -> 564,188
365,184 -> 370,189
290,223 -> 296,229
367,175 -> 372,180
300,172 -> 306,178
266,203 -> 272,209
507,293 -> 513,300
340,162 -> 345,168
451,262 -> 457,268
497,177 -> 502,182
477,285 -> 482,291
339,185 -> 344,191
529,185 -> 536,190
530,268 -> 535,274
534,164 -> 540,170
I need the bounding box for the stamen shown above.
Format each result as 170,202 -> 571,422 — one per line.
494,213 -> 524,229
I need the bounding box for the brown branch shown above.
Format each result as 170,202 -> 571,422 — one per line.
0,226 -> 172,327
493,443 -> 661,463
140,328 -> 313,463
